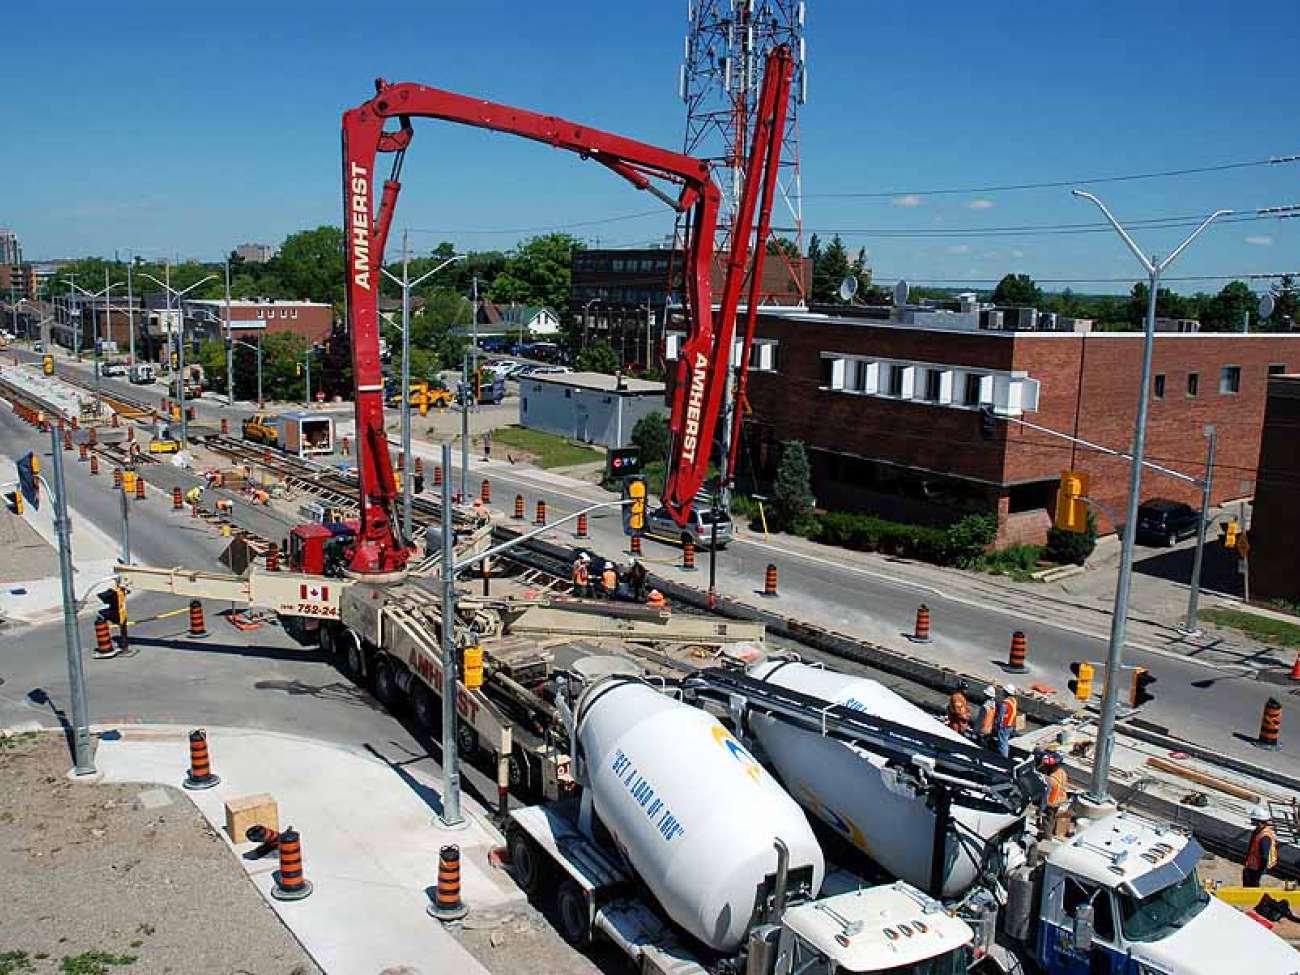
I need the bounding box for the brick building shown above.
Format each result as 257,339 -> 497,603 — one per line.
1248,374 -> 1300,603
183,299 -> 334,345
0,263 -> 38,301
695,309 -> 1300,545
571,247 -> 808,368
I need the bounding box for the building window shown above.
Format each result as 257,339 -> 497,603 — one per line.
1219,365 -> 1240,394
1268,363 -> 1287,376
819,356 -> 837,389
1187,372 -> 1199,397
963,373 -> 983,406
923,369 -> 942,402
887,364 -> 905,397
1154,373 -> 1165,399
564,388 -> 572,399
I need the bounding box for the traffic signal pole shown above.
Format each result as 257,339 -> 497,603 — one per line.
1180,425 -> 1217,637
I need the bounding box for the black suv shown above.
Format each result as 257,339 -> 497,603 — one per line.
1135,498 -> 1200,546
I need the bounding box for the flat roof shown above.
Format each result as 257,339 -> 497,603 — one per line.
524,371 -> 665,394
186,298 -> 331,308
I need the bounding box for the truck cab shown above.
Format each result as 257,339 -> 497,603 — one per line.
242,412 -> 278,446
1031,812 -> 1300,974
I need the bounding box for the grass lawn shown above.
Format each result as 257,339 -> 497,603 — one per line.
1199,607 -> 1300,649
491,425 -> 604,469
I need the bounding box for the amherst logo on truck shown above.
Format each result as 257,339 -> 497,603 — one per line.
350,161 -> 372,291
678,352 -> 709,466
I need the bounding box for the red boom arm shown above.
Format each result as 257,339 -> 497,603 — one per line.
340,78 -> 722,574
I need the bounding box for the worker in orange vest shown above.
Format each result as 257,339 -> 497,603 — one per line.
946,679 -> 971,735
995,683 -> 1018,758
601,561 -> 619,599
572,552 -> 591,598
1244,805 -> 1278,888
646,589 -> 667,609
974,684 -> 997,747
1040,752 -> 1070,835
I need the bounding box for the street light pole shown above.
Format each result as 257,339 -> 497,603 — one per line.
1181,425 -> 1217,636
126,256 -> 135,366
439,441 -> 464,828
1072,190 -> 1231,804
137,269 -> 217,448
379,247 -> 466,539
62,276 -> 123,417
224,261 -> 234,406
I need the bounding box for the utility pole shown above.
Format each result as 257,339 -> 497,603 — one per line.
1072,190 -> 1230,805
118,485 -> 131,565
224,261 -> 234,406
304,348 -> 312,405
49,426 -> 95,775
1180,425 -> 1217,636
439,441 -> 464,828
67,274 -> 77,359
126,256 -> 135,366
256,334 -> 263,407
471,275 -> 479,375
138,268 -> 216,448
460,353 -> 470,502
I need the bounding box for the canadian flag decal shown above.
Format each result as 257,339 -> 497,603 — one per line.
300,583 -> 330,602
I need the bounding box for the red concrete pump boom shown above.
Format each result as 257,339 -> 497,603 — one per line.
339,45 -> 792,576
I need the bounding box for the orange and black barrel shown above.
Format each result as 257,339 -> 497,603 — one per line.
762,563 -> 779,597
682,540 -> 697,571
183,729 -> 221,790
913,604 -> 932,644
93,617 -> 116,658
1259,698 -> 1283,751
271,829 -> 313,901
535,500 -> 547,526
427,844 -> 468,921
513,494 -> 524,520
575,513 -> 588,538
1007,631 -> 1029,673
188,599 -> 209,639
629,534 -> 642,556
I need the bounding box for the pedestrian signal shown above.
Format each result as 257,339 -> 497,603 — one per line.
1224,520 -> 1239,548
16,451 -> 40,510
1068,661 -> 1094,701
622,476 -> 647,535
1130,667 -> 1156,708
1054,470 -> 1089,534
98,586 -> 127,626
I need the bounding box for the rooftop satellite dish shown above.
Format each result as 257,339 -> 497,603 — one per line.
838,275 -> 859,303
893,280 -> 910,307
1259,292 -> 1276,320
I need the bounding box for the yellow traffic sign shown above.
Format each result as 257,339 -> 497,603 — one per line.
1236,534 -> 1250,558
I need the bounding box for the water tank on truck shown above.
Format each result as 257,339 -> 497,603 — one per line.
574,677 -> 825,953
745,659 -> 1022,899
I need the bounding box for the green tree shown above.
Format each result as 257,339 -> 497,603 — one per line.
488,233 -> 583,322
1127,281 -> 1189,326
773,440 -> 816,535
631,411 -> 670,466
277,226 -> 345,307
1202,280 -> 1256,332
576,340 -> 620,374
1045,512 -> 1098,566
1268,273 -> 1299,330
811,234 -> 852,304
259,330 -> 309,402
766,236 -> 800,258
991,273 -> 1043,307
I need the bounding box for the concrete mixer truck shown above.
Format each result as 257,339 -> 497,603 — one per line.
506,675 -> 993,974
685,659 -> 1300,975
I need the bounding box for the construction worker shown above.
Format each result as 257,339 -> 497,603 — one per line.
646,589 -> 667,610
601,560 -> 619,599
973,684 -> 997,748
946,679 -> 971,735
1244,805 -> 1278,888
1040,752 -> 1070,836
627,558 -> 648,602
996,683 -> 1018,758
572,552 -> 590,598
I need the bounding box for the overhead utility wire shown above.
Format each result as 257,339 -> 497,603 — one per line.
805,154 -> 1300,199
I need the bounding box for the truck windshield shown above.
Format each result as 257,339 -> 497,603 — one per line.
1118,871 -> 1209,942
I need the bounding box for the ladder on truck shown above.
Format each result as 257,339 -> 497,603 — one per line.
686,667 -> 1037,815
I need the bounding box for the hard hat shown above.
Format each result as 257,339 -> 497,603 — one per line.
984,685 -> 996,697
957,678 -> 969,691
1250,804 -> 1271,822
1004,683 -> 1018,695
1040,752 -> 1059,768
579,552 -> 590,561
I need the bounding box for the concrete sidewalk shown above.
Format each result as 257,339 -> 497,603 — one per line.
92,724 -> 523,975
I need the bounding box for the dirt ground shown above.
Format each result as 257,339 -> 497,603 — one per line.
0,732 -> 320,975
449,903 -> 623,975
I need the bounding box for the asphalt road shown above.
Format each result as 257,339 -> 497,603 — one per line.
7,345 -> 1297,776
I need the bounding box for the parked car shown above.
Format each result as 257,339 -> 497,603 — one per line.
530,365 -> 572,376
1135,498 -> 1201,546
643,503 -> 733,550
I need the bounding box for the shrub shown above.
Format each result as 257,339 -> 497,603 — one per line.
974,544 -> 1045,581
773,441 -> 816,536
1045,512 -> 1098,565
630,411 -> 670,466
809,510 -> 996,567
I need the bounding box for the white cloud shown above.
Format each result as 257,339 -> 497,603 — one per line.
947,244 -> 971,255
893,194 -> 923,208
1245,235 -> 1274,247
966,198 -> 995,210
1011,249 -> 1025,259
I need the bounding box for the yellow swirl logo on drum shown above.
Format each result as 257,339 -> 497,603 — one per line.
710,724 -> 763,783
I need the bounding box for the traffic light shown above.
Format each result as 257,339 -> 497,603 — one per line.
98,586 -> 127,626
622,475 -> 647,535
42,354 -> 54,375
16,451 -> 40,510
295,363 -> 302,376
1224,520 -> 1239,549
979,405 -> 997,441
1068,661 -> 1094,701
1054,470 -> 1090,534
1130,667 -> 1156,708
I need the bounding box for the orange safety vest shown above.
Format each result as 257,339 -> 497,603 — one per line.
647,590 -> 666,608
1246,825 -> 1279,871
573,562 -> 589,587
977,703 -> 995,736
1045,767 -> 1069,808
999,696 -> 1018,729
602,568 -> 618,592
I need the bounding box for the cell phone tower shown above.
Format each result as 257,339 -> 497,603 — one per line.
680,0 -> 807,301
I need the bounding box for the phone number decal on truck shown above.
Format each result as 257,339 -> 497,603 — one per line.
277,602 -> 340,618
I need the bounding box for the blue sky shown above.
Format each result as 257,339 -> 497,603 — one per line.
6,0 -> 1298,294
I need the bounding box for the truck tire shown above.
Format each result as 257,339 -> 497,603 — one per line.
411,683 -> 438,733
372,657 -> 403,709
555,879 -> 592,947
336,630 -> 365,681
508,829 -> 550,897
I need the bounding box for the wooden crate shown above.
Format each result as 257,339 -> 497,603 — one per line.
224,793 -> 278,842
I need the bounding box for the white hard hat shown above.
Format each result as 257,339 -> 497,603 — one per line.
579,552 -> 590,561
1004,683 -> 1018,695
1250,804 -> 1271,822
984,685 -> 996,697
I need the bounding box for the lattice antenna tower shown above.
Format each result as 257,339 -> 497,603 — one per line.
680,0 -> 807,297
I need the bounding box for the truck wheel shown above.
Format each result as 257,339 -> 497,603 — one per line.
508,829 -> 550,897
372,658 -> 403,709
339,632 -> 365,681
555,879 -> 592,948
411,684 -> 438,733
